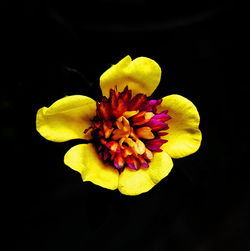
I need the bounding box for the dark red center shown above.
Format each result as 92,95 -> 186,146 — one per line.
85,86 -> 171,172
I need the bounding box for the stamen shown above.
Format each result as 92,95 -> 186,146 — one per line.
143,148 -> 154,160
114,153 -> 125,169
112,116 -> 131,140
106,141 -> 120,153
86,86 -> 170,172
131,111 -> 154,126
137,155 -> 149,168
123,110 -> 139,118
126,155 -> 140,170
121,146 -> 134,158
133,139 -> 146,155
135,127 -> 155,139
145,139 -> 168,152
128,94 -> 147,110
103,121 -> 113,139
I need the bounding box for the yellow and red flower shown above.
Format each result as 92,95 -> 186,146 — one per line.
36,56 -> 202,195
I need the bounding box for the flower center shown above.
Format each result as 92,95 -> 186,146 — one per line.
85,86 -> 171,172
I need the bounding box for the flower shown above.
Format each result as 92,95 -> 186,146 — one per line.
36,56 -> 202,196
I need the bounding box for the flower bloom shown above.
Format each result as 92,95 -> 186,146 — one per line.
36,56 -> 202,195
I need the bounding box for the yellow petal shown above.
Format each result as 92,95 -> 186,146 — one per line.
100,55 -> 161,97
158,95 -> 202,158
36,95 -> 96,142
118,152 -> 173,196
64,144 -> 119,190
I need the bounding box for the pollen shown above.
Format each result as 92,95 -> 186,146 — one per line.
85,86 -> 171,172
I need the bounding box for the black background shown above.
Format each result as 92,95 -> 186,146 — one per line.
3,1 -> 249,250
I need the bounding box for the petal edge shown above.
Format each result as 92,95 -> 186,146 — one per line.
36,95 -> 96,142
64,144 -> 119,190
100,56 -> 161,97
158,94 -> 202,158
118,152 -> 173,196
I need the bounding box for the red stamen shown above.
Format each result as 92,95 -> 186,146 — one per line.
114,152 -> 125,169
106,141 -> 120,153
128,94 -> 147,110
86,86 -> 170,172
126,155 -> 140,170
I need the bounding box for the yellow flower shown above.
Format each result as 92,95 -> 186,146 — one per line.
36,56 -> 202,196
